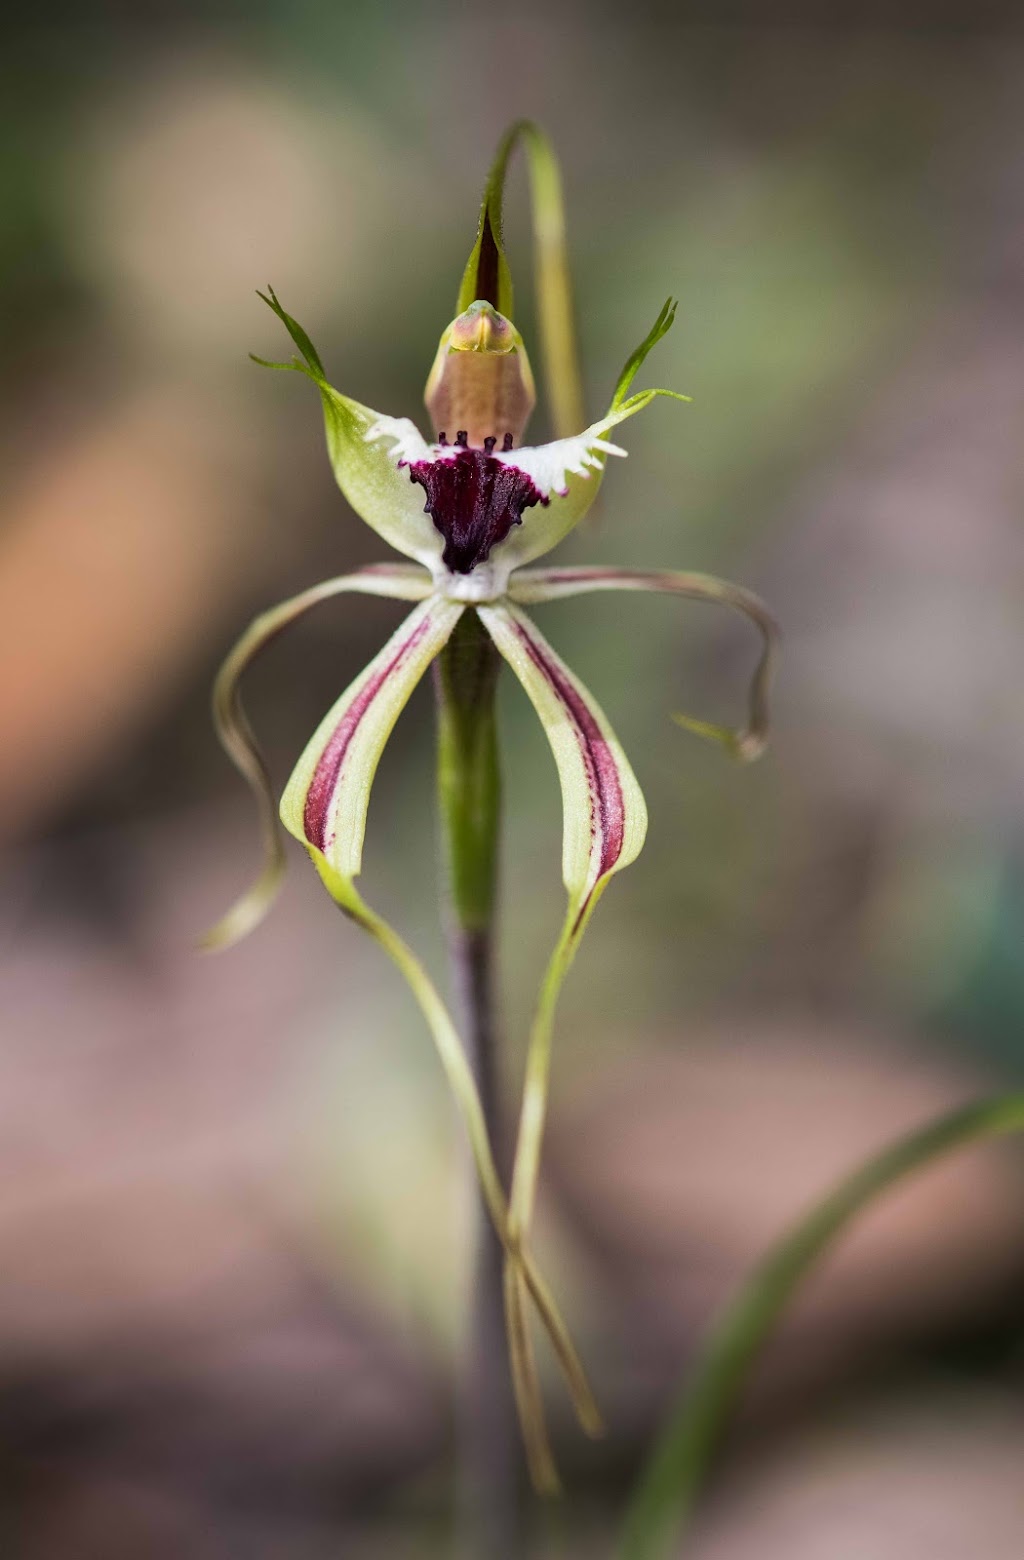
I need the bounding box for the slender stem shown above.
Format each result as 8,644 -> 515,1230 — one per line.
435,611 -> 521,1558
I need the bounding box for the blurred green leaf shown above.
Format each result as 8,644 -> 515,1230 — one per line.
620,1091 -> 1024,1560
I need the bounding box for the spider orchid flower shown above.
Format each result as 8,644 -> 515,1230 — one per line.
207,121 -> 778,1490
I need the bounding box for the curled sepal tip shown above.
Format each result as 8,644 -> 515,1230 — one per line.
671,711 -> 767,764
508,566 -> 778,767
201,854 -> 285,954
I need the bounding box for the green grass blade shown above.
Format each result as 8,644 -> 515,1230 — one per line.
619,1091 -> 1024,1560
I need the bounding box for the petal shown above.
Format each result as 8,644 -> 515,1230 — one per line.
477,603 -> 647,933
494,426 -> 627,497
507,565 -> 779,761
280,595 -> 462,887
202,564 -> 436,952
254,288 -> 445,568
485,300 -> 692,573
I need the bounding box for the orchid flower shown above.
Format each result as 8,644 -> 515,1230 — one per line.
207,121 -> 778,1491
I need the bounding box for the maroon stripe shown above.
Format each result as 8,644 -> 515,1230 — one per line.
529,569 -> 619,584
512,618 -> 625,921
526,569 -> 663,588
474,209 -> 501,310
303,613 -> 434,850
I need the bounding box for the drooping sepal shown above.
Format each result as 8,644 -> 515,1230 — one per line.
202,565 -> 435,952
253,287 -> 446,568
279,595 -> 462,884
478,604 -> 647,924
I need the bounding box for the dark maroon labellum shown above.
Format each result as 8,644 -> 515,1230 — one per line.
408,442 -> 546,574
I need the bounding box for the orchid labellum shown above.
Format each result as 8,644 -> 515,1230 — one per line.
208,120 -> 777,1492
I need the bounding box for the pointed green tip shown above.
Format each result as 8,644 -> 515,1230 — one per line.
457,173 -> 515,320
199,863 -> 285,953
255,285 -> 326,380
672,712 -> 766,763
249,352 -> 307,373
611,299 -> 685,411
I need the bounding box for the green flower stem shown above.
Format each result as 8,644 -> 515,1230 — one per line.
618,1091 -> 1024,1560
435,611 -> 520,1554
436,612 -> 502,935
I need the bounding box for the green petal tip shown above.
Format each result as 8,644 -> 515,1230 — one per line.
672,712 -> 767,763
611,298 -> 686,411
198,863 -> 285,953
254,286 -> 326,381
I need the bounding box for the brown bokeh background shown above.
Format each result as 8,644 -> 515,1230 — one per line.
3,3 -> 1024,1554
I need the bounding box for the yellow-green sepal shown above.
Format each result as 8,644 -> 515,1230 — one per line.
202,565 -> 435,953
486,300 -> 692,575
254,287 -> 444,569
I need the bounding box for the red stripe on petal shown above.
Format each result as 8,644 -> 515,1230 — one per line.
522,568 -> 666,587
303,614 -> 434,851
511,617 -> 625,918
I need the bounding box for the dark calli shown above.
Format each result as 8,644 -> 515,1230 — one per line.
408,432 -> 545,574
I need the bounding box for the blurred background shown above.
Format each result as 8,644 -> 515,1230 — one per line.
3,1 -> 1024,1554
